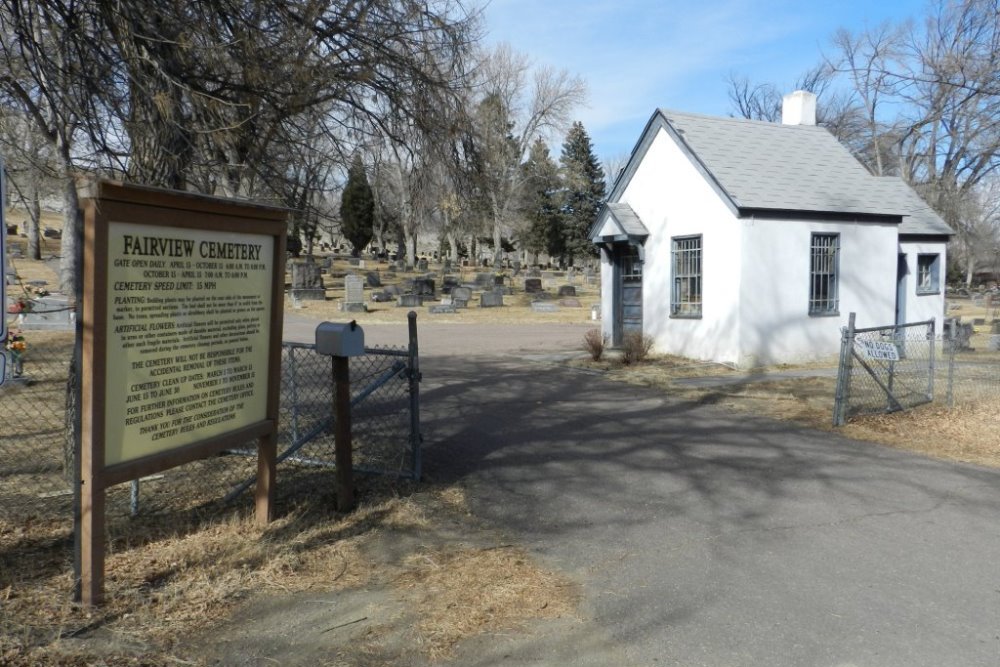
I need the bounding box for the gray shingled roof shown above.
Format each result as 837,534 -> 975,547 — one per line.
875,178 -> 954,236
662,110 -> 910,217
606,203 -> 648,237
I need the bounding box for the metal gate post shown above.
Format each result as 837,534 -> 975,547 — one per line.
833,312 -> 857,426
947,317 -> 956,408
927,319 -> 935,401
407,311 -> 422,481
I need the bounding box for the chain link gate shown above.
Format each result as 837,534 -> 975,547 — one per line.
833,313 -> 936,426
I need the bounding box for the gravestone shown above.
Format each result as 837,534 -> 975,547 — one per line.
567,268 -> 576,283
370,290 -> 393,303
18,295 -> 74,331
475,272 -> 494,289
348,257 -> 360,267
291,258 -> 326,301
526,268 -> 541,278
340,274 -> 367,313
397,294 -> 422,307
442,259 -> 453,273
524,278 -> 543,294
429,304 -> 457,314
442,276 -> 460,294
417,259 -> 428,272
512,260 -> 521,276
384,284 -> 402,296
531,301 -> 559,313
480,290 -> 503,308
394,259 -> 406,272
493,275 -> 505,287
559,298 -> 582,308
411,277 -> 435,297
366,271 -> 381,288
451,286 -> 472,308
558,285 -> 577,297
584,268 -> 595,284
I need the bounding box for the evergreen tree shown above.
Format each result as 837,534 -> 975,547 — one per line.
560,121 -> 606,265
520,138 -> 564,262
340,154 -> 375,257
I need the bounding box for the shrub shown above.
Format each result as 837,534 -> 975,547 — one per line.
621,331 -> 654,365
583,328 -> 608,361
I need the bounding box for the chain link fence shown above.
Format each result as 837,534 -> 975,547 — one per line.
833,316 -> 936,426
833,310 -> 1000,425
1,324 -> 421,523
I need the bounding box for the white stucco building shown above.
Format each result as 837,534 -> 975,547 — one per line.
591,91 -> 953,367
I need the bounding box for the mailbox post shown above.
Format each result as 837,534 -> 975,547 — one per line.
315,321 -> 365,511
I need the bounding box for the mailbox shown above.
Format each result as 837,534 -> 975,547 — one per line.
315,321 -> 365,357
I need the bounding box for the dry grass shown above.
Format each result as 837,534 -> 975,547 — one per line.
1,481 -> 578,665
396,546 -> 578,661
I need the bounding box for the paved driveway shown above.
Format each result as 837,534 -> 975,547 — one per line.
286,315 -> 1000,665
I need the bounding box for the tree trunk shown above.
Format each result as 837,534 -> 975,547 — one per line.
26,185 -> 41,261
492,218 -> 503,266
58,176 -> 80,296
447,232 -> 458,261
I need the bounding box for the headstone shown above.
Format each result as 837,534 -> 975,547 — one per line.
559,298 -> 582,308
340,274 -> 367,312
18,295 -> 74,331
989,335 -> 1000,352
395,259 -> 406,272
442,259 -> 453,273
384,284 -> 402,296
512,260 -> 522,276
411,277 -> 435,297
429,304 -> 457,314
291,258 -> 326,301
557,285 -> 577,297
365,271 -> 381,288
991,320 -> 1000,334
584,268 -> 595,284
567,268 -> 576,283
527,268 -> 541,278
480,290 -> 503,308
591,304 -> 601,320
973,317 -> 986,326
348,257 -> 360,266
475,272 -> 494,289
417,259 -> 428,272
494,275 -> 505,287
442,276 -> 460,294
397,294 -> 422,307
440,295 -> 453,305
451,286 -> 472,303
371,290 -> 394,302
357,259 -> 365,269
524,278 -> 543,293
531,302 -> 559,313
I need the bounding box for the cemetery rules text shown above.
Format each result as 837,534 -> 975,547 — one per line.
104,222 -> 274,465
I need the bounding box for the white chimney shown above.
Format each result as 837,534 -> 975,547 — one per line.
782,90 -> 817,126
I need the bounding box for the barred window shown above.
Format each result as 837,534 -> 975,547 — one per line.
916,254 -> 940,294
671,235 -> 702,317
809,233 -> 839,315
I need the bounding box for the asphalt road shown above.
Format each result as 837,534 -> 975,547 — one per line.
285,314 -> 1000,666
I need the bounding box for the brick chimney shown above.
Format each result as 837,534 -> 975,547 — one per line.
781,90 -> 817,126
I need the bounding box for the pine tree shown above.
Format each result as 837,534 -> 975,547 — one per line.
520,138 -> 564,262
560,121 -> 606,265
340,154 -> 375,257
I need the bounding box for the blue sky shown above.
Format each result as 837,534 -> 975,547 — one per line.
483,0 -> 927,163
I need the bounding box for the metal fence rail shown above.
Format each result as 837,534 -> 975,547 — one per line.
833,314 -> 936,426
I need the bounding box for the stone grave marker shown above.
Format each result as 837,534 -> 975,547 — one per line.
370,290 -> 393,303
524,278 -> 543,293
480,289 -> 503,308
475,272 -> 494,289
442,276 -> 460,294
348,257 -> 360,266
567,267 -> 576,283
442,259 -> 453,273
512,260 -> 522,276
531,301 -> 559,313
291,258 -> 326,301
559,298 -> 582,308
417,258 -> 428,272
411,277 -> 435,297
451,286 -> 472,308
558,285 -> 577,297
18,295 -> 74,331
394,259 -> 406,272
340,274 -> 367,312
366,271 -> 381,288
429,304 -> 457,314
526,268 -> 541,278
397,294 -> 422,307
494,275 -> 505,287
384,284 -> 402,296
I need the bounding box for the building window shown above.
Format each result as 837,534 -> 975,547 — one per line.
809,233 -> 839,315
916,254 -> 940,294
671,235 -> 702,317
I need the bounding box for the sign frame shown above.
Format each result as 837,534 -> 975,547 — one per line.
80,181 -> 287,605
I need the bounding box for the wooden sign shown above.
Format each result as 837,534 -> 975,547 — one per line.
80,182 -> 287,605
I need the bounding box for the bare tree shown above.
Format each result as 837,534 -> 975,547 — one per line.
470,44 -> 586,265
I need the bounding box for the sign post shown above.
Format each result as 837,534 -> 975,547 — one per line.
1,155 -> 8,385
80,182 -> 287,604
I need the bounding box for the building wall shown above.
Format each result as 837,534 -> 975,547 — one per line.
616,127 -> 743,363
738,217 -> 899,366
898,239 -> 948,331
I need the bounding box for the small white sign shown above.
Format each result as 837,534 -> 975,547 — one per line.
857,339 -> 900,362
